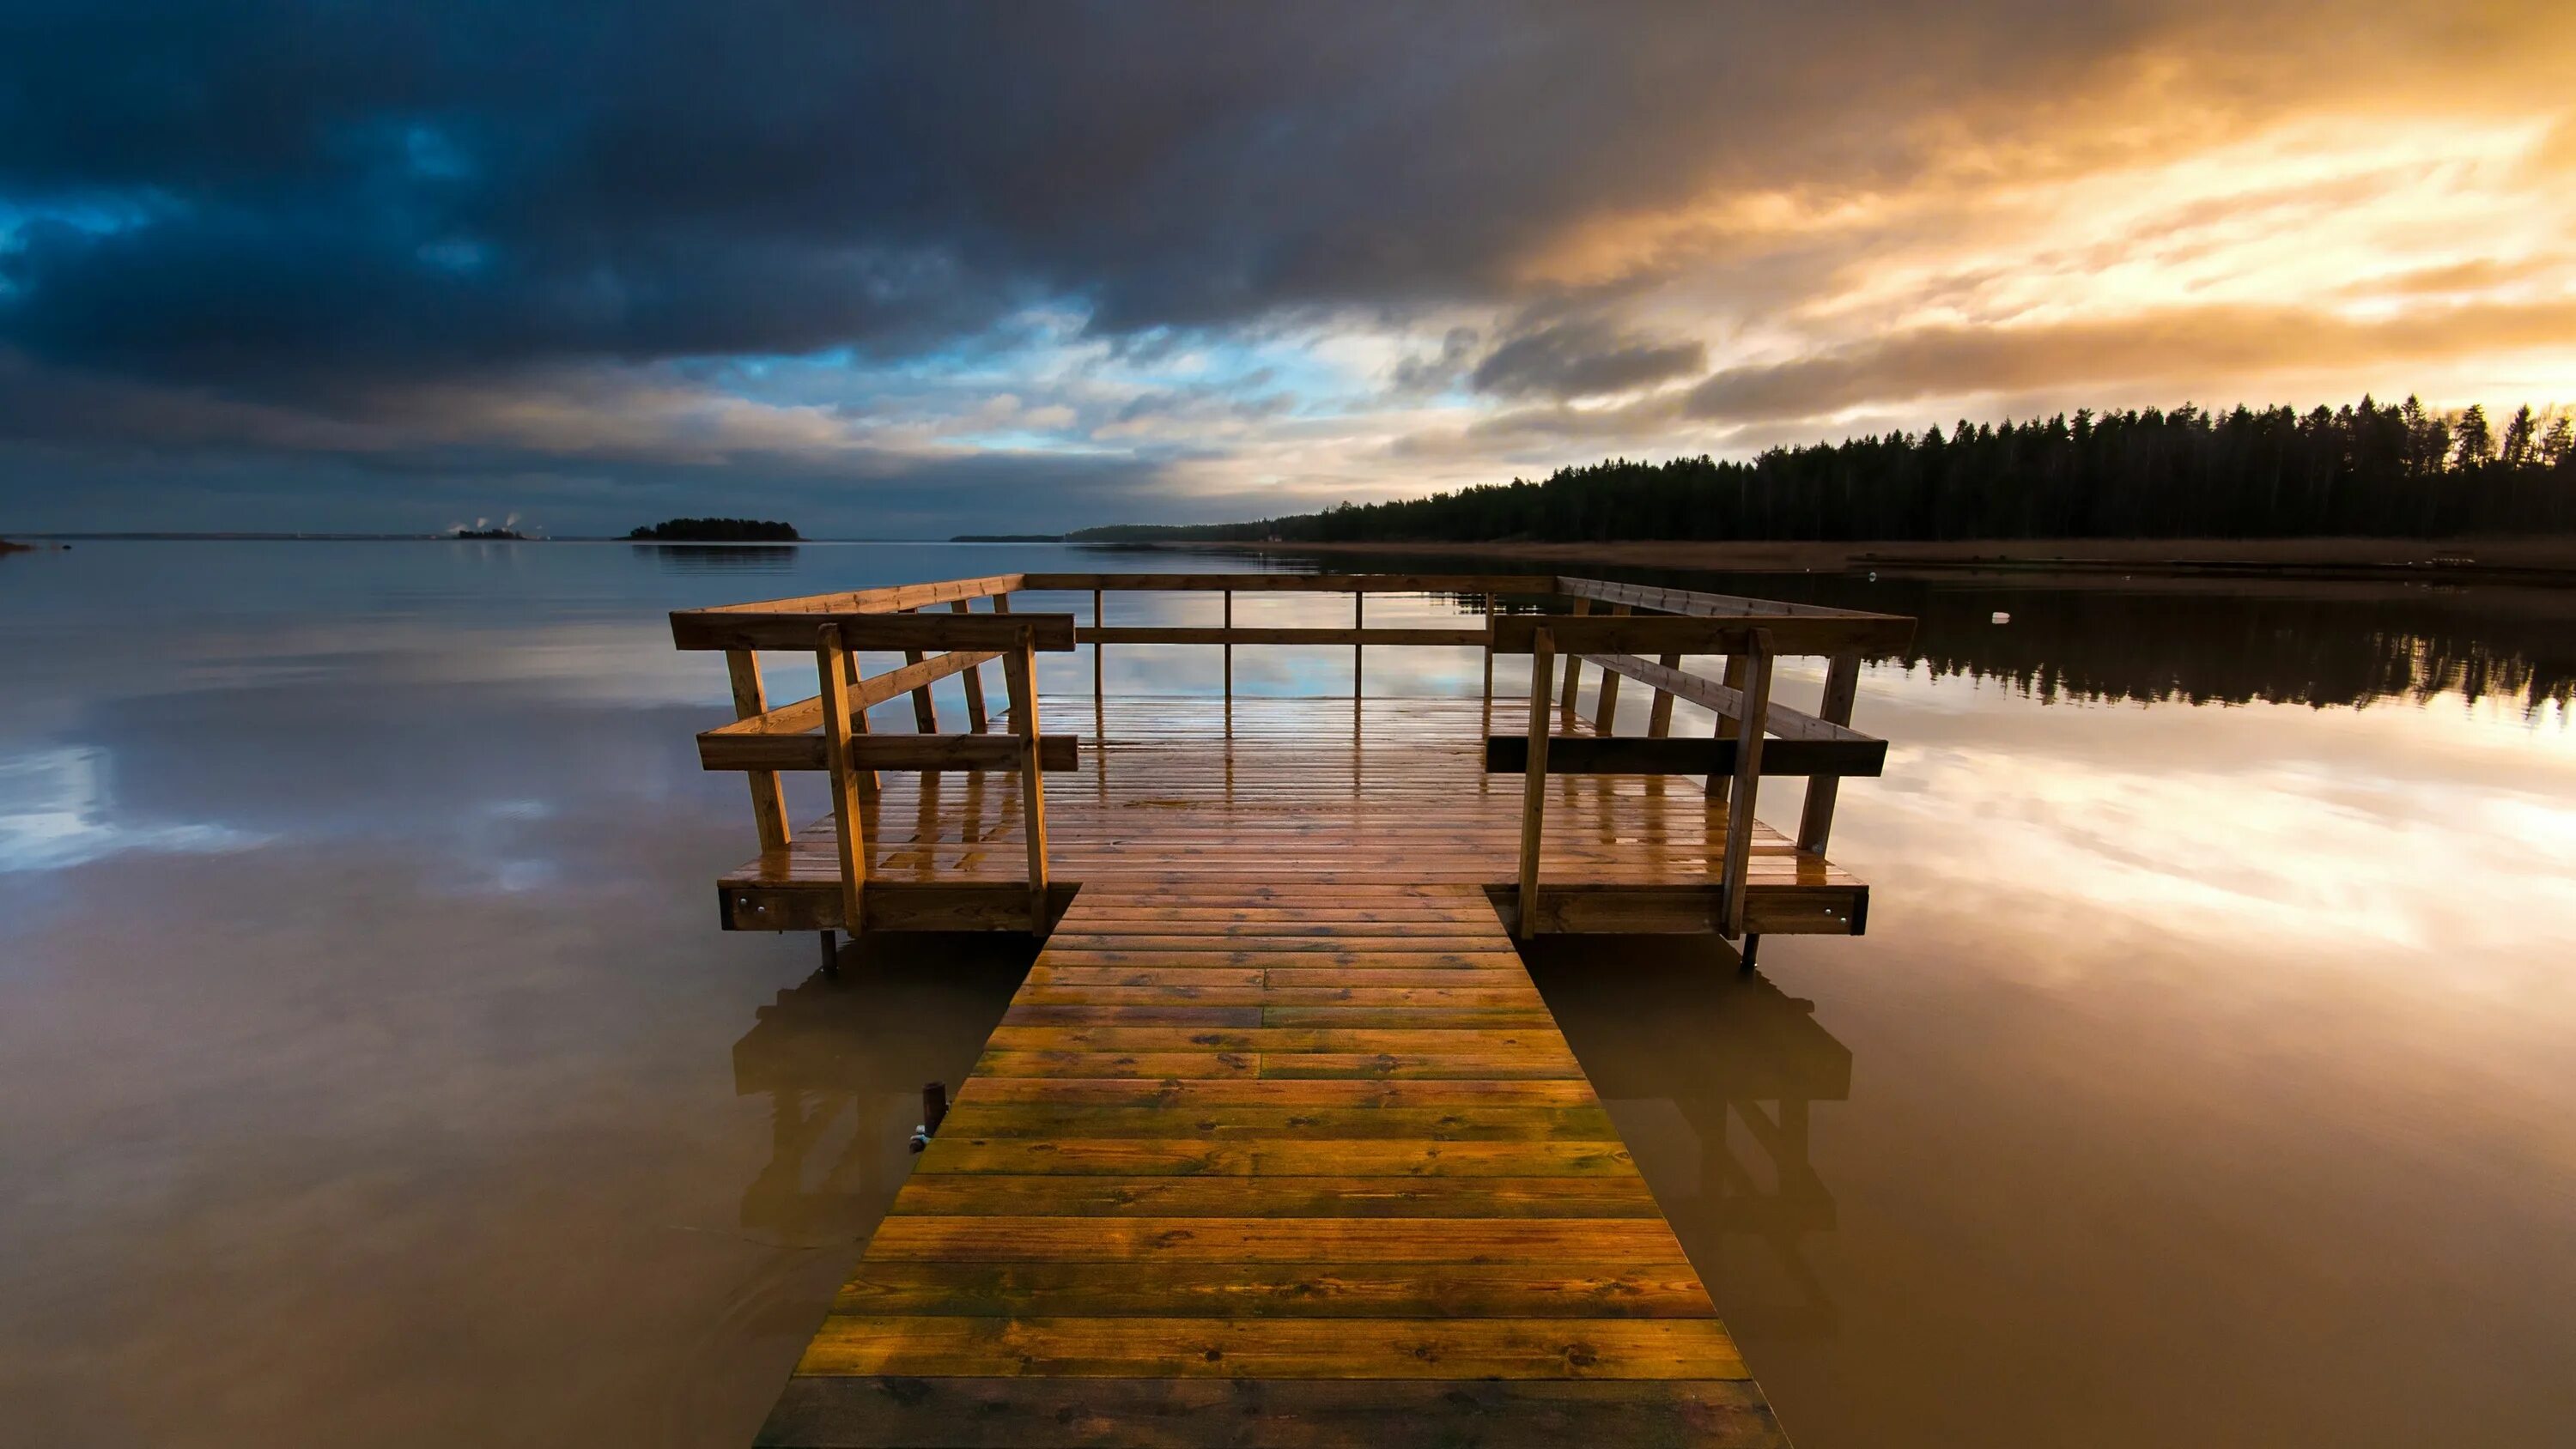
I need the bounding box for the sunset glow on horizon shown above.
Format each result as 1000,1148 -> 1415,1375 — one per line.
2,3 -> 2571,534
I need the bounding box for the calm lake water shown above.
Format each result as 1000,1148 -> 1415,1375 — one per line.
3,540 -> 2573,1446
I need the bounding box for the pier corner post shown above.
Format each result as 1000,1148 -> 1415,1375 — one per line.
815,624 -> 869,937
1797,651 -> 1862,854
1720,629 -> 1774,939
723,648 -> 791,852
1003,627 -> 1052,931
1516,626 -> 1557,938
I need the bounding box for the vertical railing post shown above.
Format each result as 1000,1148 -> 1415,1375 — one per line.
1003,627 -> 1051,931
1480,591 -> 1496,712
1557,597 -> 1591,712
724,648 -> 790,852
842,642 -> 879,803
815,625 -> 868,934
1710,652 -> 1747,804
1516,626 -> 1557,939
1797,652 -> 1862,853
1590,603 -> 1631,735
1721,630 -> 1775,940
1222,588 -> 1234,711
902,649 -> 940,731
1353,591 -> 1364,701
1646,652 -> 1680,737
951,598 -> 989,732
1091,586 -> 1106,745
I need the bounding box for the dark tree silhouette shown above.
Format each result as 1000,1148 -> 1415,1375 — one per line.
1072,396 -> 2576,545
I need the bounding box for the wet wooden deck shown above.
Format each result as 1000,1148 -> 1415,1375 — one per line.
756,879 -> 1786,1448
720,696 -> 1867,938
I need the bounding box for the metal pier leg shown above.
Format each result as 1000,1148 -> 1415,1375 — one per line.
818,930 -> 841,979
1738,933 -> 1760,974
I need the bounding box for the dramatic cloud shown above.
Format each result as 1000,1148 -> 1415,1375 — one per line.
1,2 -> 2571,532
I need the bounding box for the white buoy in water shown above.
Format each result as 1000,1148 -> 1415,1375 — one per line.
1991,610 -> 2011,624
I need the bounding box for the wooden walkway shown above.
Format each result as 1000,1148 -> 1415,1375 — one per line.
756,880 -> 1786,1447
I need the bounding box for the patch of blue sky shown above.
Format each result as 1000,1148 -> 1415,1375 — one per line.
404,123 -> 477,180
0,189 -> 175,250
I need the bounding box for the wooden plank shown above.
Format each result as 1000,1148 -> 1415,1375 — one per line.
860,1216 -> 1687,1263
1559,573 -> 1911,637
1799,652 -> 1862,852
1004,635 -> 1050,930
1492,612 -> 1904,657
793,1316 -> 1750,1379
885,1173 -> 1659,1217
723,649 -> 791,852
1557,597 -> 1590,710
1580,651 -> 1877,744
690,572 -> 1024,616
1081,626 -> 1487,647
813,626 -> 866,932
1482,733 -> 1885,779
1592,603 -> 1630,731
1518,627 -> 1554,938
673,609 -> 1078,652
900,648 -> 941,731
759,1376 -> 1782,1448
1722,634 -> 1774,938
951,600 -> 991,731
1017,573 -> 1557,594
834,1262 -> 1710,1318
701,731 -> 1083,773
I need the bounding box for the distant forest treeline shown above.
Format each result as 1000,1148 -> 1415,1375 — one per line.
1072,397 -> 2576,543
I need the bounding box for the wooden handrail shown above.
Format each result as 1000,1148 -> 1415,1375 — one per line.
1577,652 -> 1877,744
701,731 -> 1081,773
1556,575 -> 1908,627
1490,612 -> 1908,657
1482,734 -> 1883,778
688,573 -> 1025,615
1018,572 -> 1554,593
671,610 -> 1078,652
1078,625 -> 1487,647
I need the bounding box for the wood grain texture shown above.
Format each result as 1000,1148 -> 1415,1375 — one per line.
757,881 -> 1784,1446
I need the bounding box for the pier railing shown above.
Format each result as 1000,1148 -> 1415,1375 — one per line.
671,571 -> 1911,938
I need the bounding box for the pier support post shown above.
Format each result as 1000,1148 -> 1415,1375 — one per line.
724,649 -> 791,853
1516,626 -> 1556,938
1797,652 -> 1862,853
1738,933 -> 1760,973
1557,597 -> 1591,712
1003,627 -> 1053,931
815,624 -> 869,937
1719,630 -> 1774,939
951,599 -> 989,732
818,930 -> 841,979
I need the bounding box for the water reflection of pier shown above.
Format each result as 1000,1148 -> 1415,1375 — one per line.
1530,938 -> 1851,1338
728,937 -> 1030,1246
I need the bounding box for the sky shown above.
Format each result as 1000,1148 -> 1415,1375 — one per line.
3,3 -> 2573,537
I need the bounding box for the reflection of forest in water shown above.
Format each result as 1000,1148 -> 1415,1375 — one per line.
1322,552 -> 2576,716
1748,574 -> 2573,715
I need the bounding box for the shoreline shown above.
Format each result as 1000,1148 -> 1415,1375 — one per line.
1120,535 -> 2576,586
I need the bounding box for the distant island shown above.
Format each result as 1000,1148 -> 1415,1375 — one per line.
952,533 -> 1063,543
1070,395 -> 2576,546
628,517 -> 801,542
0,537 -> 33,554
449,525 -> 529,540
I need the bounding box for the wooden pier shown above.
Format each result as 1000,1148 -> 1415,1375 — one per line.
674,572 -> 1912,1446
